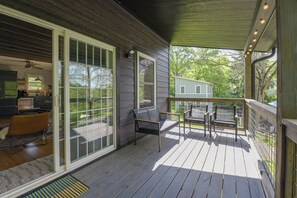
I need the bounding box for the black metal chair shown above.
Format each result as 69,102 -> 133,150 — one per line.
184,104 -> 209,137
210,105 -> 238,141
133,106 -> 180,151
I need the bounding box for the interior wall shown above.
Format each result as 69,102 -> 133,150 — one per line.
0,0 -> 170,147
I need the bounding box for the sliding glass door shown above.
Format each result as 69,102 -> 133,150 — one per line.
68,37 -> 115,164
54,31 -> 116,169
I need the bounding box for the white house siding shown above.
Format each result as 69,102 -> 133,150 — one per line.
174,77 -> 213,112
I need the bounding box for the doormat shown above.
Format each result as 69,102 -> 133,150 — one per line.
22,175 -> 89,198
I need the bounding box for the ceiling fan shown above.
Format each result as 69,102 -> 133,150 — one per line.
24,60 -> 43,70
1,58 -> 44,70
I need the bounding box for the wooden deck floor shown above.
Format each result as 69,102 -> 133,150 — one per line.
74,128 -> 266,198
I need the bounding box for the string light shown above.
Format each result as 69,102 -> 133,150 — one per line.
253,30 -> 258,35
263,2 -> 269,10
260,18 -> 265,24
249,44 -> 253,48
253,38 -> 257,42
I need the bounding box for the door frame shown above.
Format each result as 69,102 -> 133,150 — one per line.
0,5 -> 117,198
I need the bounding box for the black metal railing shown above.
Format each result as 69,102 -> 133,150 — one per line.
246,99 -> 276,189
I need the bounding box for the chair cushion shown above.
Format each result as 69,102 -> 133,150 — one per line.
160,120 -> 179,133
138,124 -> 159,135
213,119 -> 236,126
186,116 -> 205,123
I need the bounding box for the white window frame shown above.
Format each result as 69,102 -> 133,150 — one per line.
195,85 -> 201,94
180,85 -> 185,94
0,5 -> 117,198
136,51 -> 156,108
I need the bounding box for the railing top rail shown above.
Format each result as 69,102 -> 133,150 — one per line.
246,99 -> 276,117
283,119 -> 297,145
168,97 -> 245,104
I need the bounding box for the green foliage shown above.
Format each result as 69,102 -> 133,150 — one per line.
170,46 -> 245,98
170,47 -> 277,103
254,53 -> 277,103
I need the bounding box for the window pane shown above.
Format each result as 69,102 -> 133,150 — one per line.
70,39 -> 77,62
59,36 -> 64,61
139,57 -> 154,84
108,50 -> 113,69
138,54 -> 155,108
87,45 -> 93,65
94,47 -> 100,66
27,76 -> 43,92
78,42 -> 86,64
196,86 -> 200,93
181,86 -> 185,93
102,49 -> 107,68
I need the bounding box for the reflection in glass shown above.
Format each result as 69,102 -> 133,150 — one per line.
94,47 -> 100,66
70,39 -> 77,62
69,38 -> 114,163
59,36 -> 65,166
138,56 -> 155,108
102,49 -> 106,68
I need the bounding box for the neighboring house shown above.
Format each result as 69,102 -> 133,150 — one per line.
175,76 -> 213,110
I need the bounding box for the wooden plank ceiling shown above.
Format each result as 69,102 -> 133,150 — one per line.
116,0 -> 271,51
0,13 -> 52,63
0,0 -> 276,53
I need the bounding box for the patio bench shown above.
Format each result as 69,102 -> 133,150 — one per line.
133,106 -> 180,151
210,105 -> 238,141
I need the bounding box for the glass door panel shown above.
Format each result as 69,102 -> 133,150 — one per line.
68,38 -> 115,163
58,35 -> 65,166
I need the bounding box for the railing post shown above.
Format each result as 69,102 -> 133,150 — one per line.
244,101 -> 248,135
168,97 -> 171,112
276,0 -> 297,196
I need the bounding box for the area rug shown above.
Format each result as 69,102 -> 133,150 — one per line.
0,135 -> 38,149
0,155 -> 53,194
23,175 -> 89,198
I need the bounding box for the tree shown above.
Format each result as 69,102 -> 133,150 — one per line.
225,51 -> 245,98
170,46 -> 277,103
170,47 -> 234,98
254,53 -> 277,103
170,47 -> 195,95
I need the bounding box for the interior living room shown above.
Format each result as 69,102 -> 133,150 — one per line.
0,14 -> 53,193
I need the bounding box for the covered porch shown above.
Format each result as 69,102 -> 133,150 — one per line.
74,128 -> 265,198
0,0 -> 296,197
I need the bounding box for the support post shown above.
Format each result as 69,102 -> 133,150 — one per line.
244,53 -> 252,133
244,53 -> 252,99
276,0 -> 297,197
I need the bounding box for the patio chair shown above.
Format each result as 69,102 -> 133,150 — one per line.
133,106 -> 180,152
5,112 -> 50,147
184,104 -> 209,137
210,105 -> 238,141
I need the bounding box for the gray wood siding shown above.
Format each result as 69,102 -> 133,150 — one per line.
0,0 -> 170,147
